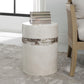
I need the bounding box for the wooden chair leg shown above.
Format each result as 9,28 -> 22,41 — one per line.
67,45 -> 72,58
70,47 -> 77,76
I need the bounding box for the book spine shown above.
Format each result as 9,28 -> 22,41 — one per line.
30,11 -> 50,14
31,18 -> 51,20
31,20 -> 51,24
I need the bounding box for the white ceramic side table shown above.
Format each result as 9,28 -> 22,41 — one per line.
22,22 -> 58,76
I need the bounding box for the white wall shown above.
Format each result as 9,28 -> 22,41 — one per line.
0,0 -> 68,52
0,15 -> 29,33
46,0 -> 68,52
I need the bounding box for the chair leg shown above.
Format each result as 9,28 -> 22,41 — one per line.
67,45 -> 72,58
70,47 -> 77,76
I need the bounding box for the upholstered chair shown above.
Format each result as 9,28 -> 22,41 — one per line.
66,0 -> 84,76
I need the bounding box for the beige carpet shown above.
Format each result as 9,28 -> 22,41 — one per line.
0,44 -> 84,84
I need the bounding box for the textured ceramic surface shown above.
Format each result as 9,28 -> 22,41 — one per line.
22,23 -> 58,76
23,43 -> 57,76
0,44 -> 84,84
22,22 -> 58,39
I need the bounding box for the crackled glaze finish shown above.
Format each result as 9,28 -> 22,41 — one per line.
22,23 -> 58,76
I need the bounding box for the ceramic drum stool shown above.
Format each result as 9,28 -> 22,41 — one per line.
22,22 -> 58,76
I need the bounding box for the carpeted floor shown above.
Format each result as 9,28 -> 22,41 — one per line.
0,44 -> 84,84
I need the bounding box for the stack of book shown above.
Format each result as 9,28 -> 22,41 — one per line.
30,11 -> 51,24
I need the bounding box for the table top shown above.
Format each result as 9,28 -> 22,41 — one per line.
22,22 -> 58,39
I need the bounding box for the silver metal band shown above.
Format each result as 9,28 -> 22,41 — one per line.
22,37 -> 58,45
